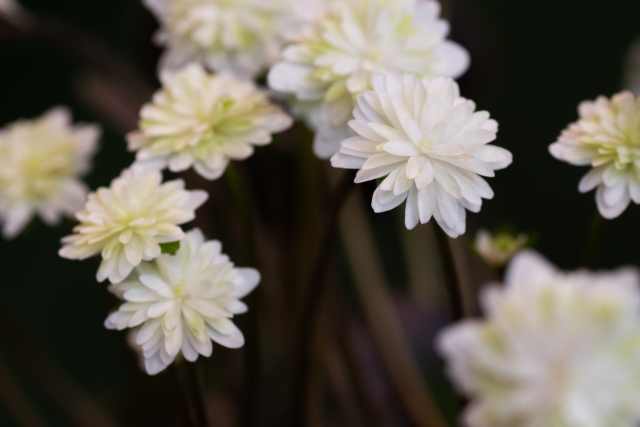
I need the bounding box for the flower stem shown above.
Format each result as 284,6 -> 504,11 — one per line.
288,170 -> 355,427
168,364 -> 196,427
583,212 -> 605,269
223,163 -> 260,427
186,362 -> 209,427
433,224 -> 465,321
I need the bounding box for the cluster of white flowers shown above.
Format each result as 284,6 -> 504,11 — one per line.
474,229 -> 528,268
550,91 -> 640,219
106,229 -> 259,375
144,0 -> 293,79
332,74 -> 512,237
438,251 -> 640,427
0,108 -> 100,239
268,0 -> 470,158
127,64 -> 293,180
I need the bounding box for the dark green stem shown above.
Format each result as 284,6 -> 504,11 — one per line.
433,224 -> 464,321
223,163 -> 259,427
168,364 -> 196,427
583,212 -> 606,269
186,362 -> 209,427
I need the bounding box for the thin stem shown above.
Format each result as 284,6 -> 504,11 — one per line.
433,224 -> 465,321
0,352 -> 50,427
288,170 -> 355,427
186,362 -> 209,427
223,163 -> 259,427
0,298 -> 118,427
168,364 -> 196,427
583,212 -> 605,269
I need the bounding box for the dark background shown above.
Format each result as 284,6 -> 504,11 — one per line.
0,0 -> 639,426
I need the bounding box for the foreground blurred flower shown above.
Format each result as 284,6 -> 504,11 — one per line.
332,74 -> 511,237
0,0 -> 26,22
59,167 -> 208,284
550,91 -> 640,219
474,229 -> 528,269
0,108 -> 100,239
106,229 -> 260,375
268,0 -> 469,158
438,251 -> 640,427
128,64 -> 293,180
144,0 -> 292,79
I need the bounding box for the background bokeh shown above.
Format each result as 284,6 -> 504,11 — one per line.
0,0 -> 639,426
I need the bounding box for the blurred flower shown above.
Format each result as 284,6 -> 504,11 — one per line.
268,0 -> 470,159
105,229 -> 259,375
127,64 -> 292,180
624,39 -> 640,95
144,0 -> 293,79
59,167 -> 208,284
332,74 -> 511,237
0,0 -> 26,23
550,91 -> 640,219
0,107 -> 100,239
474,229 -> 528,268
438,251 -> 640,427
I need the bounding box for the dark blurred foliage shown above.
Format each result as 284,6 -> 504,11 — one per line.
0,0 -> 639,426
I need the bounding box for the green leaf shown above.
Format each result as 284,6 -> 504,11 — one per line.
160,241 -> 180,254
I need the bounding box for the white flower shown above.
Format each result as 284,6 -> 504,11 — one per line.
127,64 -> 293,180
268,0 -> 470,159
0,107 -> 100,239
59,167 -> 208,284
144,0 -> 293,79
438,250 -> 640,427
105,229 -> 260,375
474,229 -> 528,268
331,74 -> 512,237
550,91 -> 640,219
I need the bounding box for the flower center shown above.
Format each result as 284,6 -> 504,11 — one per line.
173,279 -> 187,298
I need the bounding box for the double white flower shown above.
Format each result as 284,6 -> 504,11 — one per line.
550,91 -> 640,219
106,229 -> 259,375
268,0 -> 469,158
144,0 -> 293,79
0,108 -> 100,239
128,64 -> 293,180
332,74 -> 512,237
59,167 -> 208,284
438,251 -> 640,427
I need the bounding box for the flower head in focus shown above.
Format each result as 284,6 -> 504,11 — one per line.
268,0 -> 470,158
0,107 -> 100,239
128,64 -> 293,180
438,251 -> 640,427
332,74 -> 512,237
144,0 -> 293,79
550,92 -> 640,219
105,229 -> 259,375
59,167 -> 208,284
474,229 -> 529,269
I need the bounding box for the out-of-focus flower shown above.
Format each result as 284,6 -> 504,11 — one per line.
0,0 -> 26,23
624,39 -> 640,96
268,0 -> 470,159
550,91 -> 640,219
143,0 -> 293,79
105,229 -> 259,375
0,108 -> 100,239
127,64 -> 292,180
331,74 -> 511,237
59,167 -> 208,284
474,229 -> 528,268
438,251 -> 640,427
